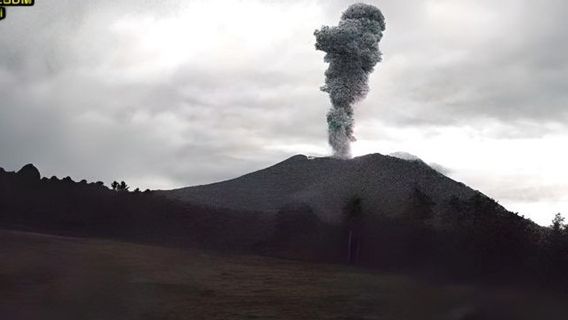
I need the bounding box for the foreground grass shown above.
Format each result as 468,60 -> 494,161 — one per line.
0,230 -> 567,320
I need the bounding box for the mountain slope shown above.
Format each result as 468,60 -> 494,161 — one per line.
162,153 -> 479,223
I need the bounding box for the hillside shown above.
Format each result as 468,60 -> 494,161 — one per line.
163,153 -> 480,223
2,160 -> 561,286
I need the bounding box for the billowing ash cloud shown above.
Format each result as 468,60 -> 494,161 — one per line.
315,3 -> 386,158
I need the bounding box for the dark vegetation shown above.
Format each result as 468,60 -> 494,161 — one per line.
1,163 -> 568,291
0,164 -> 270,251
256,189 -> 568,290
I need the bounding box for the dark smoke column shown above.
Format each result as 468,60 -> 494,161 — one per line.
315,3 -> 386,158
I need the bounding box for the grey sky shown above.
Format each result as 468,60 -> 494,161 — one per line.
1,0 -> 567,225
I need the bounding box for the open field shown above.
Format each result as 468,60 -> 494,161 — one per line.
1,229 -> 567,320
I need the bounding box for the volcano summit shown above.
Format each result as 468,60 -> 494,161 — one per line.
163,153 -> 481,224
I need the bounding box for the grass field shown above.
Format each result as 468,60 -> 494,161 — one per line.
1,229 -> 567,320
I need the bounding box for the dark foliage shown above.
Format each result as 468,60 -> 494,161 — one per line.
0,165 -> 269,251
1,163 -> 568,289
343,196 -> 364,264
264,188 -> 568,288
259,203 -> 343,261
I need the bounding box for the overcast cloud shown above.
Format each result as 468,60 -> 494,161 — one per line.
1,0 -> 567,225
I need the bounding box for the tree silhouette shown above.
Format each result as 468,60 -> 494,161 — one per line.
111,180 -> 129,192
119,181 -> 129,192
551,213 -> 566,232
343,196 -> 363,264
404,187 -> 435,223
546,213 -> 568,282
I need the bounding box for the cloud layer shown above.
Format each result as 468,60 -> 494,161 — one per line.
1,0 -> 567,224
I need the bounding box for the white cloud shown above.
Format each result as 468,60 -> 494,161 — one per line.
1,0 -> 567,225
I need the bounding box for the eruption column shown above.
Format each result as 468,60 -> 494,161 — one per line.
314,3 -> 386,158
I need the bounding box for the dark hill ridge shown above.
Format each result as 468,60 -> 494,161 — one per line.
163,153 -> 481,223
2,159 -> 562,287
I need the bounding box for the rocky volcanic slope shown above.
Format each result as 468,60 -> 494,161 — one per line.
162,154 -> 479,223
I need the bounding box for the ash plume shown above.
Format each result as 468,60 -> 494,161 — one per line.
315,3 -> 386,158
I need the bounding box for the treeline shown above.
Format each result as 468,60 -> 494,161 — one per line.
2,163 -> 568,288
265,189 -> 568,288
0,164 -> 270,250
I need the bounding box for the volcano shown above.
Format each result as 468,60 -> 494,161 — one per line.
162,153 -> 483,223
